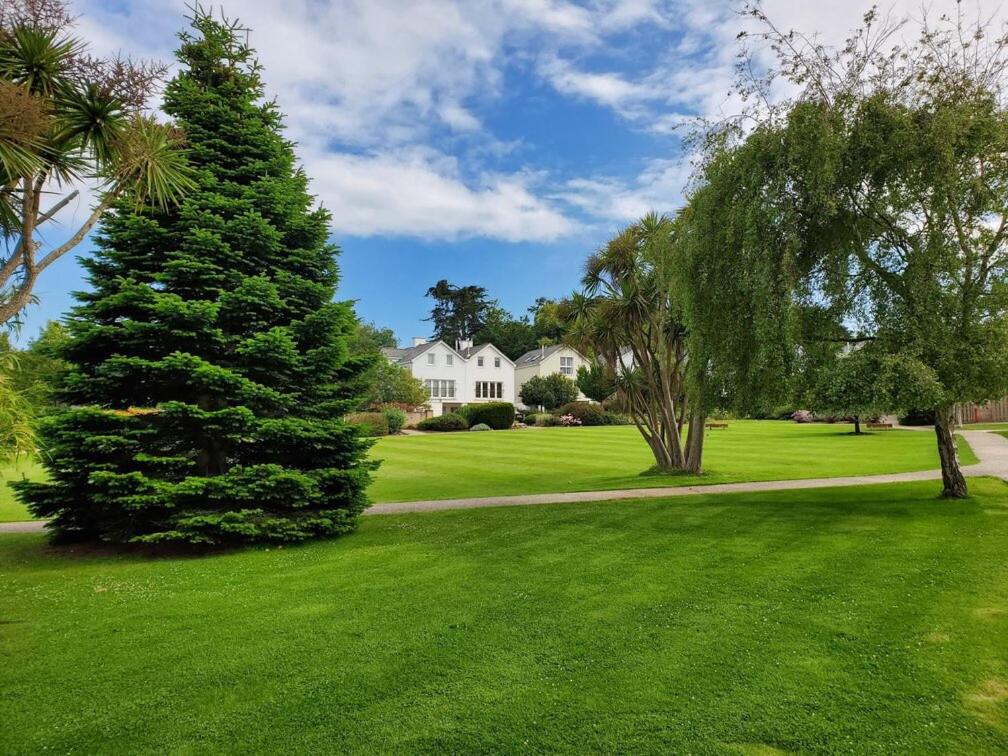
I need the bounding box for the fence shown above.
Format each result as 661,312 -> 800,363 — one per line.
957,398 -> 1008,424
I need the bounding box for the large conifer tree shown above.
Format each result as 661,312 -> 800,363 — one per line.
14,13 -> 375,544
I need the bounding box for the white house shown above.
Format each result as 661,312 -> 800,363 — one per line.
381,338 -> 516,416
513,344 -> 590,409
459,342 -> 515,406
382,338 -> 467,416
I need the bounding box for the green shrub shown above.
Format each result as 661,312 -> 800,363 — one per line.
381,406 -> 407,434
416,412 -> 468,432
470,423 -> 492,432
346,412 -> 389,437
528,413 -> 560,427
604,412 -> 631,425
460,402 -> 515,430
558,401 -> 607,426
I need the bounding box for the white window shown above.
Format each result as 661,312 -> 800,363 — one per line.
446,354 -> 453,365
560,356 -> 573,375
426,379 -> 453,399
427,352 -> 435,365
495,357 -> 501,368
477,356 -> 484,367
476,381 -> 502,399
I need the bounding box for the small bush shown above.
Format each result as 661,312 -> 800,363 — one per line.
900,408 -> 935,426
346,411 -> 389,437
604,412 -> 631,425
381,406 -> 407,434
460,402 -> 515,430
559,413 -> 582,426
416,412 -> 469,432
558,401 -> 607,426
791,410 -> 813,424
529,413 -> 560,427
470,423 -> 492,432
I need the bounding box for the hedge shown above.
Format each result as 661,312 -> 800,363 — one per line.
381,406 -> 407,434
557,401 -> 608,426
416,412 -> 469,432
346,411 -> 389,437
460,402 -> 515,430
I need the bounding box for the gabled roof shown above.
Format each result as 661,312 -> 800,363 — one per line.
381,340 -> 467,365
515,344 -> 583,366
461,343 -> 515,365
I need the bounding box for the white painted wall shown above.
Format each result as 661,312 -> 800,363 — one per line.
466,345 -> 515,405
407,341 -> 467,415
514,347 -> 590,408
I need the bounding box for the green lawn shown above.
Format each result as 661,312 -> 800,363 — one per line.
0,422 -> 976,520
2,479 -> 1007,752
964,422 -> 1008,430
0,459 -> 45,523
369,421 -> 974,503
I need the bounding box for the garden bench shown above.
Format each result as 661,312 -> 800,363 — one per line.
706,422 -> 729,430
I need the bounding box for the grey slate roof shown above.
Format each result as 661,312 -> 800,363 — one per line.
459,343 -> 491,358
515,344 -> 566,366
380,342 -> 436,364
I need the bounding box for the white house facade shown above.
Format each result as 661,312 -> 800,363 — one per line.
381,338 -> 516,416
513,344 -> 591,409
460,342 -> 515,406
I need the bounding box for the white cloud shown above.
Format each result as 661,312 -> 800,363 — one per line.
308,149 -> 573,241
68,0 -> 1008,245
557,158 -> 692,222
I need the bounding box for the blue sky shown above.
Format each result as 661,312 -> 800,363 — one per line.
20,0 -> 996,345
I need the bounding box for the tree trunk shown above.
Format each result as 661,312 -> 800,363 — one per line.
853,416 -> 861,435
683,407 -> 706,474
934,407 -> 968,498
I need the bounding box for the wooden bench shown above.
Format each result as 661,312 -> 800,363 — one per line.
705,422 -> 729,430
866,422 -> 893,430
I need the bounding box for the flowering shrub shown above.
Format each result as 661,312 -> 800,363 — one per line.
559,414 -> 582,426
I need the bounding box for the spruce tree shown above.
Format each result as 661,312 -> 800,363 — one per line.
14,13 -> 375,544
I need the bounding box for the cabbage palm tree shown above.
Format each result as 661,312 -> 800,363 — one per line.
0,1 -> 194,325
565,213 -> 707,472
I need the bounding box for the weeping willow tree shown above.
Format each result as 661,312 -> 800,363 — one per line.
565,213 -> 707,473
681,5 -> 1008,498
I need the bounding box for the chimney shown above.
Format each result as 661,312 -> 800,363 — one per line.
412,336 -> 427,347
459,338 -> 473,351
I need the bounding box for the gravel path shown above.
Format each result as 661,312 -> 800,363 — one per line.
3,429 -> 1007,532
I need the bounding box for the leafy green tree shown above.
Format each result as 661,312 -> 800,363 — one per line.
682,7 -> 1008,497
576,362 -> 615,403
13,11 -> 374,544
0,0 -> 193,324
473,304 -> 538,360
811,348 -> 941,435
425,279 -> 489,345
567,214 -> 706,472
519,373 -> 578,411
6,320 -> 69,409
529,297 -> 566,345
349,321 -> 396,353
361,360 -> 428,409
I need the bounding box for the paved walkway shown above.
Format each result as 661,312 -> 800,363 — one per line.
3,429 -> 1008,532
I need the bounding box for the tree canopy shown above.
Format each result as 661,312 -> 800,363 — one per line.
14,11 -> 374,544
566,213 -> 706,472
0,0 -> 194,325
680,6 -> 1008,496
